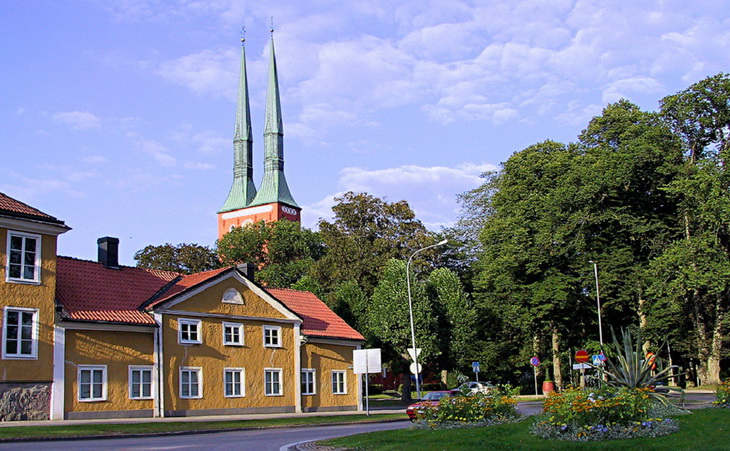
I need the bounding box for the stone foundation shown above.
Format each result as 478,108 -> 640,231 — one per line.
0,383 -> 50,421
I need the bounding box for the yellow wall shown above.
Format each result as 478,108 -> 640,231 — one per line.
301,342 -> 359,410
161,281 -> 298,413
64,329 -> 154,414
0,228 -> 58,382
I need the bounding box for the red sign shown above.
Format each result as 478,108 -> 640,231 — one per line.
575,350 -> 589,363
530,356 -> 540,367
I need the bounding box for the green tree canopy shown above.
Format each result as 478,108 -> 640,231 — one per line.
133,243 -> 220,274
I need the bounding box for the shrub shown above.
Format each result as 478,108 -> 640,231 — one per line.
367,384 -> 384,395
714,380 -> 730,408
414,385 -> 520,429
531,387 -> 681,441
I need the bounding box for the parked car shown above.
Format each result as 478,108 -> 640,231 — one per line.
458,381 -> 495,394
405,390 -> 456,421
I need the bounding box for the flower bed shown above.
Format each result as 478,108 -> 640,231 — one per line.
715,380 -> 730,408
414,386 -> 520,429
531,387 -> 680,441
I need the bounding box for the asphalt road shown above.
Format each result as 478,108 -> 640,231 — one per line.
0,421 -> 409,451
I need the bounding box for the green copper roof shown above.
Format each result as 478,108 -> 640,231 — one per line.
219,40 -> 257,213
250,35 -> 299,209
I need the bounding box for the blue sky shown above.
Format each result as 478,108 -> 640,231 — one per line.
2,0 -> 729,265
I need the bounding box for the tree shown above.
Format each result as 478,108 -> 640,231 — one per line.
428,267 -> 479,376
134,243 -> 220,274
649,73 -> 730,385
311,192 -> 434,296
366,259 -> 438,401
217,220 -> 324,288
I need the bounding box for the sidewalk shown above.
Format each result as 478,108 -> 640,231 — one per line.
0,406 -> 405,429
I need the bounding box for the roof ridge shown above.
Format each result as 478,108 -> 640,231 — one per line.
57,255 -> 182,277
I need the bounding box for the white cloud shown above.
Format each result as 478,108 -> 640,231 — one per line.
156,48 -> 239,97
192,130 -> 229,154
131,136 -> 177,167
52,111 -> 101,130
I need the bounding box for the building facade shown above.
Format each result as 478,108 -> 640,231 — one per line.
1,194 -> 363,421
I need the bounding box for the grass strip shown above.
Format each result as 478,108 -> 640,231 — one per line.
324,408 -> 730,450
0,413 -> 405,441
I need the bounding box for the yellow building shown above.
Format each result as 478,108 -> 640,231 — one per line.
1,192 -> 364,421
0,193 -> 70,420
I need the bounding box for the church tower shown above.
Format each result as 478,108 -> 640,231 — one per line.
217,31 -> 301,239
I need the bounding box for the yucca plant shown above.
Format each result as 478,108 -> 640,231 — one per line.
593,328 -> 682,405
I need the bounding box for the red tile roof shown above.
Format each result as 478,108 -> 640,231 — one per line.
0,192 -> 66,224
266,288 -> 364,341
56,257 -> 179,325
56,259 -> 363,341
144,267 -> 232,308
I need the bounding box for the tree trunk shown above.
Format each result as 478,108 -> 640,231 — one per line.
551,323 -> 562,391
401,373 -> 412,402
698,298 -> 725,385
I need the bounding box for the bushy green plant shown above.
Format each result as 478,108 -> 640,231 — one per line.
415,385 -> 520,429
714,380 -> 730,408
596,328 -> 682,406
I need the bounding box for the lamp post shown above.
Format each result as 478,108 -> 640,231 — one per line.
407,239 -> 448,401
588,261 -> 604,350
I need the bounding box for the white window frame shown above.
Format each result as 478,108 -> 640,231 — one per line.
263,325 -> 281,348
224,368 -> 246,398
332,370 -> 347,395
301,369 -> 316,395
5,231 -> 41,284
2,307 -> 39,359
264,368 -> 283,396
129,366 -> 154,400
178,318 -> 202,344
222,322 -> 244,346
179,367 -> 203,399
78,365 -> 107,402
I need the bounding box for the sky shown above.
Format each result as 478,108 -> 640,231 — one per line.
2,0 -> 729,266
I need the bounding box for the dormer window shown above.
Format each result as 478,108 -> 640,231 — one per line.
6,231 -> 41,284
222,288 -> 244,305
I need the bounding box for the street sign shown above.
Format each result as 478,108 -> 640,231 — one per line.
353,348 -> 382,374
409,362 -> 423,374
407,347 -> 422,362
573,363 -> 591,370
530,356 -> 540,367
575,350 -> 589,363
472,361 -> 480,373
591,354 -> 603,366
598,352 -> 607,362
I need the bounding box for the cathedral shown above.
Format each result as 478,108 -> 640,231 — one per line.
217,32 -> 301,239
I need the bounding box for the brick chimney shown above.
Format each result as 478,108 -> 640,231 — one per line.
97,237 -> 120,268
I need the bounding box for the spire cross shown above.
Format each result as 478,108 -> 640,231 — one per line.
270,17 -> 274,35
240,26 -> 246,44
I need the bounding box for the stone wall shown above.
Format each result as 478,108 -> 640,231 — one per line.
0,383 -> 50,421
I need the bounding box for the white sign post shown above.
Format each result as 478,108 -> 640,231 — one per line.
353,349 -> 383,415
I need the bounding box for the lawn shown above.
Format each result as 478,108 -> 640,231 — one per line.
0,413 -> 405,441
324,408 -> 730,450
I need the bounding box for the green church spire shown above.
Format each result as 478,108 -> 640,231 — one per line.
250,32 -> 299,209
219,34 -> 257,213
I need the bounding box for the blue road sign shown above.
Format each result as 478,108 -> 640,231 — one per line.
472,361 -> 480,373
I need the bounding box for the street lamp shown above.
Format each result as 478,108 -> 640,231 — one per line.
407,239 -> 448,401
588,260 -> 604,350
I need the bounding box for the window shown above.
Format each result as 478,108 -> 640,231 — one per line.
301,369 -> 316,395
2,307 -> 38,359
224,368 -> 245,397
263,325 -> 281,348
180,367 -> 202,399
332,371 -> 347,395
129,366 -> 153,400
78,366 -> 107,401
223,322 -> 244,346
264,368 -> 283,396
6,231 -> 40,283
178,318 -> 202,344
222,288 -> 244,305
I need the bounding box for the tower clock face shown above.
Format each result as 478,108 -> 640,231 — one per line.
281,206 -> 298,216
